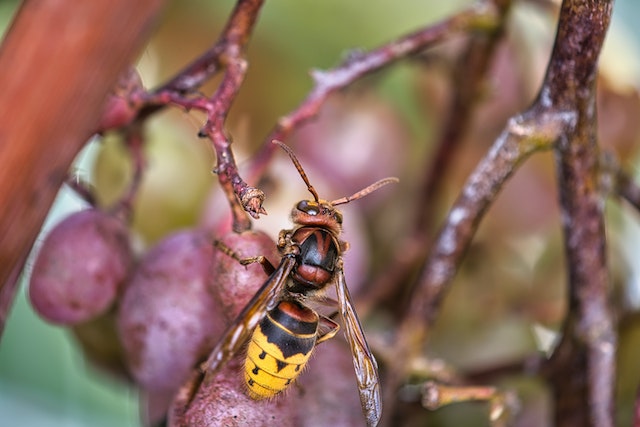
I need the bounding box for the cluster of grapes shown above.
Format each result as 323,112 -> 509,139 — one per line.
27,190 -> 371,425
27,198 -> 295,424
26,93 -> 403,426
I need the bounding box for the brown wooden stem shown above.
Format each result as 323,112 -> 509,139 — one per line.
544,1 -> 615,425
0,0 -> 165,335
389,1 -> 615,426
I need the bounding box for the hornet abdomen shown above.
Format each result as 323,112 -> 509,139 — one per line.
244,300 -> 318,399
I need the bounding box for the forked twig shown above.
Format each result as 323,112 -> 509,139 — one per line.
389,1 -> 616,426
105,0 -> 267,230
246,1 -> 505,183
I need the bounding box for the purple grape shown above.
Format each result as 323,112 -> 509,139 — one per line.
211,230 -> 280,320
29,209 -> 133,325
169,357 -> 299,427
117,229 -> 224,393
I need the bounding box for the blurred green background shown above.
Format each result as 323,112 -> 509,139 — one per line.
2,0 -> 640,426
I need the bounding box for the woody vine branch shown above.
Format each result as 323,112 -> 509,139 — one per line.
98,0 -> 504,231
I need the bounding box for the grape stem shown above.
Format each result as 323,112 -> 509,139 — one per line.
136,0 -> 266,231
98,1 -> 503,230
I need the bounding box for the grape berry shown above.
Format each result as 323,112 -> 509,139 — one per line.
29,209 -> 133,325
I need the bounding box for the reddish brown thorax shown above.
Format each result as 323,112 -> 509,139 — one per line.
290,226 -> 340,289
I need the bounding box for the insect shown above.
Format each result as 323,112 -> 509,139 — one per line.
200,140 -> 398,426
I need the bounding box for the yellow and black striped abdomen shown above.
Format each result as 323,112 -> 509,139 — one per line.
244,300 -> 318,399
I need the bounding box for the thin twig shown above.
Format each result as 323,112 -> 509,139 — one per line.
199,53 -> 262,230
398,104 -> 564,352
419,0 -> 512,233
100,0 -> 266,229
99,1 -> 499,230
143,0 -> 265,101
246,1 -> 503,183
111,125 -> 146,223
360,0 -> 513,315
176,0 -> 266,230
